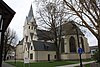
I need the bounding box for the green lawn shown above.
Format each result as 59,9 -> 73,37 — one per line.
6,59 -> 93,67
7,61 -> 79,67
85,64 -> 90,67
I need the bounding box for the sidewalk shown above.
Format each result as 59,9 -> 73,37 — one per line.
57,61 -> 95,67
2,62 -> 15,67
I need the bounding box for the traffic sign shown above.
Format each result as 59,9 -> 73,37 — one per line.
78,48 -> 83,54
24,57 -> 29,63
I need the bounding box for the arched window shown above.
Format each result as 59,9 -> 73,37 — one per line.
29,26 -> 30,29
61,38 -> 64,53
69,36 -> 76,53
31,46 -> 33,50
80,37 -> 85,52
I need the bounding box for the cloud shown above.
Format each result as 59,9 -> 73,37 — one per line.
4,0 -> 35,41
85,29 -> 97,46
3,0 -> 97,46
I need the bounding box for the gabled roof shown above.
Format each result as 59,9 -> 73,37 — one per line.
32,40 -> 56,51
18,38 -> 24,45
61,21 -> 84,36
0,0 -> 15,32
36,29 -> 53,40
36,21 -> 84,41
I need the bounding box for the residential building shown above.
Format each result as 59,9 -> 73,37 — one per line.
90,46 -> 98,58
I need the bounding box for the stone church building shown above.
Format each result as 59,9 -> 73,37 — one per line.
16,5 -> 91,62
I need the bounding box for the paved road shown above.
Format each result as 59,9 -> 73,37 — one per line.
2,62 -> 15,67
57,61 -> 95,67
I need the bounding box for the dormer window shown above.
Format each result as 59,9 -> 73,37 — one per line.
29,26 -> 30,29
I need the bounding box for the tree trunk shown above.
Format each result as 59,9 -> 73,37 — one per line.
97,26 -> 100,62
3,50 -> 8,61
54,30 -> 61,61
97,23 -> 100,63
56,47 -> 61,61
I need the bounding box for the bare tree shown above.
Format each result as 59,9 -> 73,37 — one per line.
3,28 -> 17,61
63,0 -> 100,62
36,0 -> 67,60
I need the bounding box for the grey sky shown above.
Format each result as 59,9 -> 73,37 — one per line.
3,0 -> 97,46
3,0 -> 36,40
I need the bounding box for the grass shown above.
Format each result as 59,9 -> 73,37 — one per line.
6,61 -> 79,67
82,59 -> 94,62
85,64 -> 90,67
6,59 -> 93,67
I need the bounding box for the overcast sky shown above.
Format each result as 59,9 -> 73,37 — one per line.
3,0 -> 97,46
3,0 -> 36,39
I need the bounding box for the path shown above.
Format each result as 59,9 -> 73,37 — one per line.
57,61 -> 95,67
2,62 -> 15,67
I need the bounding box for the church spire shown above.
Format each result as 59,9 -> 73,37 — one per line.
27,4 -> 35,22
28,5 -> 34,18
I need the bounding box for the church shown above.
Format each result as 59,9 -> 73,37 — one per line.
16,5 -> 91,62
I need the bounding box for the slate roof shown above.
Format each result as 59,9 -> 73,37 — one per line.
36,21 -> 84,41
32,40 -> 56,51
18,38 -> 24,45
61,21 -> 84,36
27,5 -> 34,22
26,5 -> 37,26
36,29 -> 53,40
90,46 -> 98,50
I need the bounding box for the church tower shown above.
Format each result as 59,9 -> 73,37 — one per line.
23,5 -> 37,42
23,5 -> 38,60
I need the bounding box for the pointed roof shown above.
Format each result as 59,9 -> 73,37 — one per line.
27,5 -> 34,22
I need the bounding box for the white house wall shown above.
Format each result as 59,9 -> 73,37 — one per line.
61,53 -> 91,60
16,45 -> 23,60
34,51 -> 56,61
83,37 -> 90,53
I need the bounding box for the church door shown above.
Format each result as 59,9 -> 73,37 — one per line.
48,54 -> 50,61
